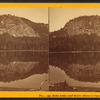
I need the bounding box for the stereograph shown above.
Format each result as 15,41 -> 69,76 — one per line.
0,1 -> 100,99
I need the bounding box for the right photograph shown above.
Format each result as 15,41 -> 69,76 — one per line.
49,7 -> 100,91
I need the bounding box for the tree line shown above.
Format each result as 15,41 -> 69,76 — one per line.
0,33 -> 48,50
50,32 -> 100,52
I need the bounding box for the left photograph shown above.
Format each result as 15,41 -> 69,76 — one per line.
0,7 -> 49,91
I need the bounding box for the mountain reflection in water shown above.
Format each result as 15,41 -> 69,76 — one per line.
49,53 -> 100,91
0,52 -> 49,91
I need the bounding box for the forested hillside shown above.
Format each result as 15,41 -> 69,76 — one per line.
50,15 -> 100,52
0,14 -> 48,50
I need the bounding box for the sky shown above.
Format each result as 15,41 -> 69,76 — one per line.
0,7 -> 48,24
50,7 -> 100,32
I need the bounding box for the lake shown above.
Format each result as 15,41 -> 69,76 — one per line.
0,51 -> 49,91
49,52 -> 100,91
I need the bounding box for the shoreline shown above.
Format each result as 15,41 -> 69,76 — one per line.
0,50 -> 48,52
49,51 -> 100,53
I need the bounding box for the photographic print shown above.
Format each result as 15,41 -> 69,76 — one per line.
1,4 -> 100,98
49,7 -> 100,92
0,7 -> 49,91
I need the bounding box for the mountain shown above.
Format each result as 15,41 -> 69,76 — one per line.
50,15 -> 100,51
0,14 -> 48,50
0,14 -> 48,37
64,15 -> 100,36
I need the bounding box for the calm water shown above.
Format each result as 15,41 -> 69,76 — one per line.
49,53 -> 100,91
0,51 -> 49,91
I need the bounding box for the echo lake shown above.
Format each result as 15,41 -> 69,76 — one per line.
49,52 -> 100,91
0,51 -> 49,91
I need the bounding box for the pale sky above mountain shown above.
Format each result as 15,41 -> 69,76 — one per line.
0,7 -> 48,24
50,8 -> 100,32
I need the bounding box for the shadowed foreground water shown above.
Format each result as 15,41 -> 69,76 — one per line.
49,53 -> 100,91
0,51 -> 49,91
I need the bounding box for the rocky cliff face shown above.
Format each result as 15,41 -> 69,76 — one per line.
50,15 -> 100,51
0,14 -> 48,37
50,15 -> 100,37
63,15 -> 100,36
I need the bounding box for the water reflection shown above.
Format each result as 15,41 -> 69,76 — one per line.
0,51 -> 49,91
49,53 -> 100,91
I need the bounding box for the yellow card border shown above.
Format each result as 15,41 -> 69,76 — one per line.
0,3 -> 100,98
0,3 -> 100,7
1,91 -> 100,98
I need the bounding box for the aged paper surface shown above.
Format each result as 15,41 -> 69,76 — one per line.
0,3 -> 100,98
